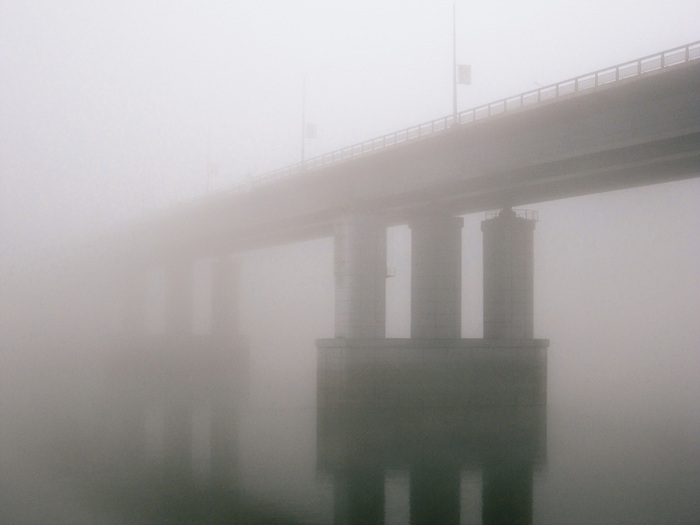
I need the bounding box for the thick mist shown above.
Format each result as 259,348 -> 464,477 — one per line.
1,1 -> 699,523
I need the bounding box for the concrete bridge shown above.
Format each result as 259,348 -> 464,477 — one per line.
124,40 -> 700,256
5,40 -> 699,524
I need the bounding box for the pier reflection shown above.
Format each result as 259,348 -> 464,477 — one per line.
317,338 -> 548,524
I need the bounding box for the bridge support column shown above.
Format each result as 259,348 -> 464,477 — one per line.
334,213 -> 387,338
410,466 -> 460,525
163,257 -> 194,477
481,208 -> 539,524
408,214 -> 463,523
409,214 -> 463,339
330,213 -> 387,523
482,208 -> 536,339
110,264 -> 149,468
209,257 -> 243,488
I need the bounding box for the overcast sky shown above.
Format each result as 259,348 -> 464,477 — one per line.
1,0 -> 699,253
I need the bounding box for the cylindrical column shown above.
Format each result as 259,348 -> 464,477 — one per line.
334,214 -> 387,339
409,214 -> 463,339
209,256 -> 241,487
109,263 -> 148,467
165,258 -> 194,336
211,257 -> 240,339
163,257 -> 194,475
482,209 -> 536,339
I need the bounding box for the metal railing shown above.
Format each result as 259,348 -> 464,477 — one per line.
484,209 -> 539,221
181,40 -> 700,209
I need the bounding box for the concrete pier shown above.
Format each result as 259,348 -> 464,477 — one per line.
209,257 -> 243,487
163,258 -> 195,476
319,209 -> 545,523
329,213 -> 388,522
409,214 -> 463,339
334,213 -> 387,339
482,209 -> 536,340
408,213 -> 463,523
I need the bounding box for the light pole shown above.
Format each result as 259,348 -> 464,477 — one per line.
301,67 -> 331,168
453,2 -> 471,126
453,1 -> 458,123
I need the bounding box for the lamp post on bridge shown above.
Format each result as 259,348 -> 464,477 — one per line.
301,66 -> 331,169
453,1 -> 471,126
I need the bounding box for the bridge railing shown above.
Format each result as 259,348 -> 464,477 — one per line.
484,209 -> 539,221
181,40 -> 700,208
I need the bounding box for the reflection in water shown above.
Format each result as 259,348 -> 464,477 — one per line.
317,338 -> 548,524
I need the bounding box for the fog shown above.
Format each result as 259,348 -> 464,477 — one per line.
1,1 -> 699,523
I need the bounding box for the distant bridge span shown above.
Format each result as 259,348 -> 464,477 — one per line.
133,41 -> 700,257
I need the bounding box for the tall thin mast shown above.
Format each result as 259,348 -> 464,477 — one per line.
453,1 -> 457,124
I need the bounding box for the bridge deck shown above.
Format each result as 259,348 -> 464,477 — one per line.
130,44 -> 700,257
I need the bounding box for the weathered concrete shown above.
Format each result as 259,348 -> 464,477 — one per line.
209,257 -> 245,487
333,214 -> 387,339
162,259 -> 195,475
482,209 -> 536,339
409,214 -> 463,339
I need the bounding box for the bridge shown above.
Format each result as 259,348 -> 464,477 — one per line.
3,41 -> 700,524
122,40 -> 700,257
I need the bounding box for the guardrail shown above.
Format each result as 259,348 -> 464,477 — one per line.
484,209 -> 539,221
182,40 -> 700,208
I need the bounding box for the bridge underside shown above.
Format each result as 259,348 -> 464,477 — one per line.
129,60 -> 700,258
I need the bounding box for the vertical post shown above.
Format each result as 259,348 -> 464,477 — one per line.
331,213 -> 387,523
211,257 -> 239,339
408,213 -> 463,523
482,208 -> 536,340
165,258 -> 194,337
209,257 -> 243,487
334,213 -> 387,339
301,73 -> 307,168
163,257 -> 194,477
113,263 -> 148,467
409,214 -> 463,339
